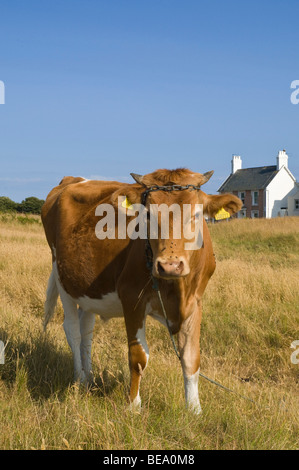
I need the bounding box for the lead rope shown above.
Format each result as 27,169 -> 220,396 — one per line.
141,185 -> 259,407
197,371 -> 259,406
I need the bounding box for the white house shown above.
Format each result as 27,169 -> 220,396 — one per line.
288,183 -> 299,217
218,150 -> 297,218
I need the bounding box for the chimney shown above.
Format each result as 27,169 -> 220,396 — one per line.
231,155 -> 242,174
276,149 -> 288,170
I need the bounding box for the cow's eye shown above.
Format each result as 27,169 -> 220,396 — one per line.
192,212 -> 201,221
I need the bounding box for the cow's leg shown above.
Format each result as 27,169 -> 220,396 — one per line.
61,297 -> 86,383
52,263 -> 85,382
125,315 -> 149,410
177,310 -> 202,414
78,308 -> 96,383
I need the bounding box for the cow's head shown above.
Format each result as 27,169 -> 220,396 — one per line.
111,168 -> 242,279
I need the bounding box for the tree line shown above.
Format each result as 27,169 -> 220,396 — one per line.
0,196 -> 45,215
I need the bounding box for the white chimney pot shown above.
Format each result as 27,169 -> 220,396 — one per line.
231,155 -> 242,174
276,150 -> 288,170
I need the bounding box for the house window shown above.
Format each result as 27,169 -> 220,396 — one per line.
279,209 -> 288,217
238,191 -> 245,205
238,209 -> 247,219
251,191 -> 259,206
295,199 -> 299,210
251,210 -> 259,219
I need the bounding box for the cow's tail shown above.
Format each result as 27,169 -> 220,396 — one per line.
44,267 -> 59,331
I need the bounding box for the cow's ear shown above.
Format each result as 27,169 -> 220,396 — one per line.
199,170 -> 214,186
130,173 -> 146,186
203,193 -> 243,218
111,185 -> 144,213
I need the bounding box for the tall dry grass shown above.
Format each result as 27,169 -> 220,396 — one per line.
0,213 -> 298,449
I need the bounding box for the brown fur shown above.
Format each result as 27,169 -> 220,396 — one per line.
139,168 -> 214,187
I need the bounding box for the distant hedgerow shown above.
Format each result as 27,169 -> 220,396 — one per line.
0,196 -> 45,215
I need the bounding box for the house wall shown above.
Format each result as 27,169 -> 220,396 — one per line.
256,189 -> 264,217
233,189 -> 264,218
288,189 -> 299,216
266,167 -> 296,218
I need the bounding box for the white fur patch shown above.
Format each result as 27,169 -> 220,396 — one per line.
78,292 -> 123,320
184,370 -> 202,415
52,262 -> 123,320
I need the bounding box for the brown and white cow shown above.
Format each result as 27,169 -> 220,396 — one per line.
41,168 -> 242,413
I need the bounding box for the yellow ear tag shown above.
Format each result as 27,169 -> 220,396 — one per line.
121,197 -> 134,210
214,207 -> 231,220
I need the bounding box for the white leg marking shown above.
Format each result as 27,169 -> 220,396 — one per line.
53,262 -> 86,383
184,369 -> 202,415
129,392 -> 141,412
79,308 -> 96,382
63,300 -> 86,383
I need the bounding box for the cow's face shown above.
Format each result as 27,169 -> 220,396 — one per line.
111,168 -> 242,280
144,189 -> 202,279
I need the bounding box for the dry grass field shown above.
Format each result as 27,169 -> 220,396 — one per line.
0,212 -> 298,450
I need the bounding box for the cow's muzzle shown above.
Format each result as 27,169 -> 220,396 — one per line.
155,257 -> 190,279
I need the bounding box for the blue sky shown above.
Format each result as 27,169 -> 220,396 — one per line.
0,0 -> 299,201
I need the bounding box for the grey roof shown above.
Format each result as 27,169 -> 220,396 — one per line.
218,166 -> 278,192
